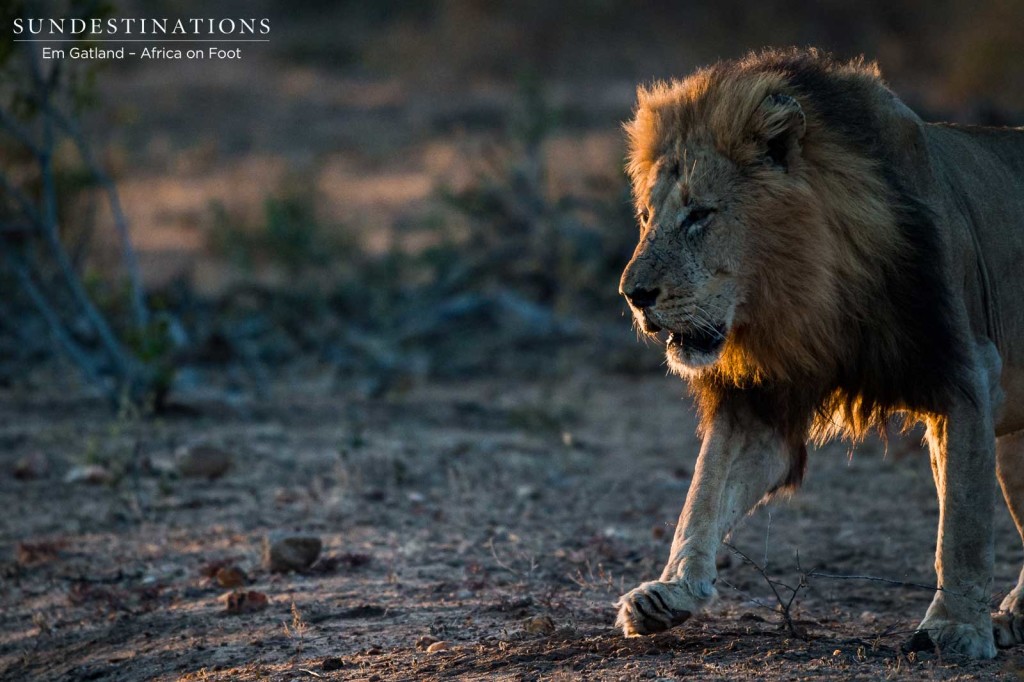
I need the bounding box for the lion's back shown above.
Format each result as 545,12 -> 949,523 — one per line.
922,123 -> 1024,432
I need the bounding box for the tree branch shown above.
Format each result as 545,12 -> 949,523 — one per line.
3,249 -> 108,393
49,106 -> 148,329
25,43 -> 136,382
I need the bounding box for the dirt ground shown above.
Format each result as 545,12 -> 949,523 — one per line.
5,10 -> 1024,678
4,371 -> 1024,681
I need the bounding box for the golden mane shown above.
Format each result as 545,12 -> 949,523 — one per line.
624,48 -> 971,447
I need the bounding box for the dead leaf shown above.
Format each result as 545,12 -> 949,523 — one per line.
13,451 -> 49,480
17,539 -> 68,566
222,590 -> 269,614
523,615 -> 555,635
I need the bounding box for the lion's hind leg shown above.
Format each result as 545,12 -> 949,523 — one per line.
909,340 -> 999,660
994,430 -> 1024,647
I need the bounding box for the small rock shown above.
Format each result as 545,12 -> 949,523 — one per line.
215,565 -> 248,588
263,532 -> 322,573
321,657 -> 345,671
64,464 -> 111,485
523,615 -> 555,635
426,640 -> 449,653
13,451 -> 49,480
515,485 -> 539,500
176,444 -> 233,479
415,635 -> 438,651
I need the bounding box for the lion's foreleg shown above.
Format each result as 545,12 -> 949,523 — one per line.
911,360 -> 998,659
616,402 -> 798,637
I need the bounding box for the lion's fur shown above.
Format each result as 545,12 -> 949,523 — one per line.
616,47 -> 1024,657
623,48 -> 976,458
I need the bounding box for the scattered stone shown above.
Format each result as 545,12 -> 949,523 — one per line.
16,539 -> 67,565
215,565 -> 248,588
415,635 -> 438,651
222,590 -> 269,614
523,615 -> 555,635
176,444 -> 233,479
321,657 -> 345,671
263,532 -> 322,573
63,464 -> 112,485
426,640 -> 449,653
13,451 -> 49,480
515,484 -> 539,500
308,552 -> 372,573
337,604 -> 387,619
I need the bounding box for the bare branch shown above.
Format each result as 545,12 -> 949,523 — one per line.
24,42 -> 136,382
0,108 -> 43,159
724,541 -> 806,638
0,170 -> 43,224
3,249 -> 108,393
805,571 -> 945,595
48,106 -> 149,328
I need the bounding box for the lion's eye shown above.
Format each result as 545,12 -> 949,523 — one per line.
680,207 -> 715,233
637,207 -> 650,226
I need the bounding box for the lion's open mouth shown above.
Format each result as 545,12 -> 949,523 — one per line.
666,325 -> 727,356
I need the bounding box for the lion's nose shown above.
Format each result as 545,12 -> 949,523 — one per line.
623,286 -> 660,310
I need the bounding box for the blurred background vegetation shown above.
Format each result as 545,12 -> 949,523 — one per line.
2,0 -> 1023,407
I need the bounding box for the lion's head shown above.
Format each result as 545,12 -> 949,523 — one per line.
620,50 -> 899,385
619,89 -> 812,372
619,49 -> 970,441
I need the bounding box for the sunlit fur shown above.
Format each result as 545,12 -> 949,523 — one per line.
621,48 -> 970,459
616,48 -> 1024,657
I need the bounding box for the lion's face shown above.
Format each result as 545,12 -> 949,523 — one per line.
620,90 -> 809,375
620,146 -> 745,371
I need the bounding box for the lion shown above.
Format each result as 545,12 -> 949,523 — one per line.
615,47 -> 1024,659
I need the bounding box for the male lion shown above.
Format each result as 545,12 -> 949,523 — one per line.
616,48 -> 1024,659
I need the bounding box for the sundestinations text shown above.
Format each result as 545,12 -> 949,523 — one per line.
13,17 -> 270,36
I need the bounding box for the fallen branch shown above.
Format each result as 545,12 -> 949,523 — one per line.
724,541 -> 807,638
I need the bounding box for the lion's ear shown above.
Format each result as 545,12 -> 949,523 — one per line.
752,94 -> 806,171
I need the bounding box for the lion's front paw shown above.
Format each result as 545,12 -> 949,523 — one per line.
994,587 -> 1024,648
615,580 -> 704,637
993,612 -> 1024,648
999,587 -> 1024,616
906,618 -> 997,660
